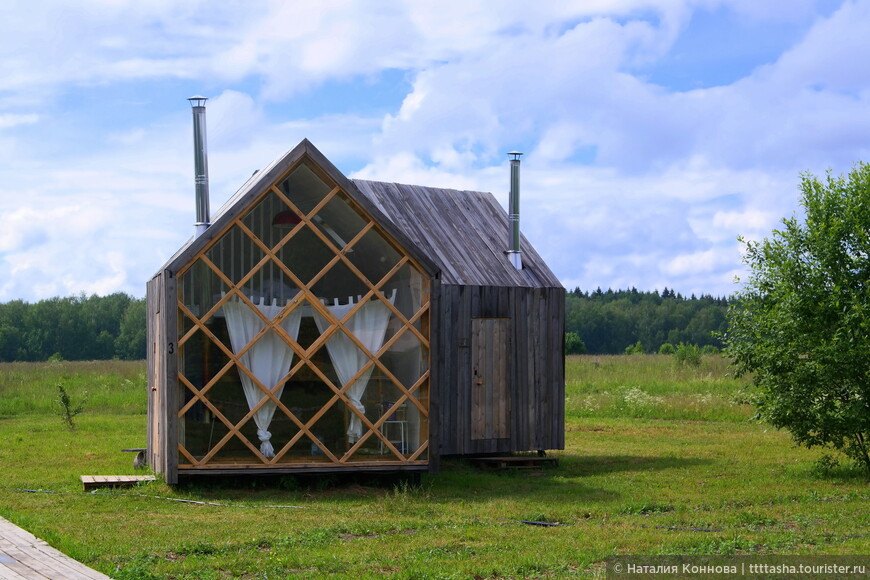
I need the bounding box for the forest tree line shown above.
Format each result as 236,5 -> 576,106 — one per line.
0,287 -> 729,362
566,287 -> 728,354
0,293 -> 146,362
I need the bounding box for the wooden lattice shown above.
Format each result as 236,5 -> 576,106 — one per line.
174,159 -> 430,469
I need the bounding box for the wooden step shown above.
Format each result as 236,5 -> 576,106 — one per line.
80,475 -> 155,491
469,456 -> 559,470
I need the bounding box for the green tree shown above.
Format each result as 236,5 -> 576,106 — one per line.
725,163 -> 870,476
116,299 -> 147,360
565,332 -> 586,355
673,342 -> 701,367
624,341 -> 645,355
565,287 -> 727,354
0,293 -> 145,361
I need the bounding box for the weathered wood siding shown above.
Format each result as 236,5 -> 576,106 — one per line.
146,271 -> 179,484
434,284 -> 565,456
146,274 -> 164,476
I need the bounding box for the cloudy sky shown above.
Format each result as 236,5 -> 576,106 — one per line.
1,0 -> 867,302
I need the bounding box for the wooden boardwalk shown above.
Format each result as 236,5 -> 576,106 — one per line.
0,516 -> 111,579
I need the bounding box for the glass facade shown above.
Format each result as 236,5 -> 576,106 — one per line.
175,159 -> 429,467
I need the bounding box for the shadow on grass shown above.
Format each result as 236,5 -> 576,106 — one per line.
170,468 -> 593,502
560,454 -> 713,477
424,454 -> 712,505
166,453 -> 710,508
174,470 -> 414,489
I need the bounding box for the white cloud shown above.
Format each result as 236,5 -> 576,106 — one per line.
0,0 -> 867,303
663,248 -> 726,276
0,113 -> 39,130
763,0 -> 870,92
0,208 -> 47,253
712,209 -> 778,235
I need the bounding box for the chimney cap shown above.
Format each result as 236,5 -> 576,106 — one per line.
508,151 -> 523,160
187,95 -> 208,107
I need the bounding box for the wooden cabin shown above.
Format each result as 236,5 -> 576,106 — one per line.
147,139 -> 564,484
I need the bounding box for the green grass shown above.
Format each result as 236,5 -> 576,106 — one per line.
565,354 -> 755,421
0,356 -> 868,579
0,360 -> 146,417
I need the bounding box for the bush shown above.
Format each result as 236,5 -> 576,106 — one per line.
565,332 -> 586,355
624,341 -> 645,355
658,343 -> 675,355
700,345 -> 720,356
674,343 -> 701,367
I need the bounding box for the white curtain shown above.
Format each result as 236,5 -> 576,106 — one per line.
312,291 -> 395,443
223,296 -> 303,458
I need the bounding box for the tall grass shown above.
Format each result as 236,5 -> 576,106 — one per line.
566,354 -> 754,421
0,360 -> 146,418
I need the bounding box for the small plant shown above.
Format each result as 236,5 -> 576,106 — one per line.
730,387 -> 757,406
388,476 -> 431,506
55,384 -> 87,430
811,453 -> 841,478
673,342 -> 701,367
620,386 -> 663,416
620,502 -> 675,515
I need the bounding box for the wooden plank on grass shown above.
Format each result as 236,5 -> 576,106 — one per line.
80,475 -> 156,491
0,516 -> 111,579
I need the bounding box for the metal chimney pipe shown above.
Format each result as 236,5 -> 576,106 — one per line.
188,95 -> 210,237
507,151 -> 523,270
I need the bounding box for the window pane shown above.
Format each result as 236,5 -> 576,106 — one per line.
311,260 -> 368,304
275,225 -> 335,287
276,162 -> 333,216
311,193 -> 368,252
238,259 -> 300,305
242,188 -> 298,251
381,263 -> 429,328
179,258 -> 228,318
346,228 -> 402,286
205,224 -> 264,286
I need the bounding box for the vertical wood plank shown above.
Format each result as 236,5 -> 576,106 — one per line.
165,271 -> 179,485
469,318 -> 488,439
457,285 -> 471,453
146,276 -> 159,475
553,287 -> 566,448
428,275 -> 441,473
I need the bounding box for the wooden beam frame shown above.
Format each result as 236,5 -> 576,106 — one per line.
173,165 -> 431,470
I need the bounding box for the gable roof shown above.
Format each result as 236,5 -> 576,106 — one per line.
351,180 -> 561,288
160,139 -> 434,276
159,139 -> 561,289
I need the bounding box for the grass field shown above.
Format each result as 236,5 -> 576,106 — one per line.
0,356 -> 868,579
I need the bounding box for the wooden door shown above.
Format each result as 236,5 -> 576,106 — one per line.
471,318 -> 510,440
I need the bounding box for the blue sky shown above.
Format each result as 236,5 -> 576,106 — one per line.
1,0 -> 868,302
